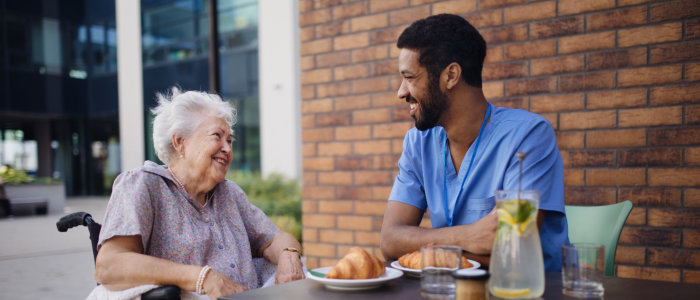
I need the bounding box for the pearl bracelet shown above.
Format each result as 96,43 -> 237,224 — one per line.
196,265 -> 212,295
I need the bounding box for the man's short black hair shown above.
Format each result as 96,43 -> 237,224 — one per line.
397,14 -> 486,88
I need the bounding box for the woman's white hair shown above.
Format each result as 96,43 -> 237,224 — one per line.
151,86 -> 237,165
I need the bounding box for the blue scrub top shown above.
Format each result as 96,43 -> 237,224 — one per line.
389,105 -> 569,271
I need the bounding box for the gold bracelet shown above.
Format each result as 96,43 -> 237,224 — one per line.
281,247 -> 302,258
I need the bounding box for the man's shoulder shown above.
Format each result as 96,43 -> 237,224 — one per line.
492,105 -> 551,129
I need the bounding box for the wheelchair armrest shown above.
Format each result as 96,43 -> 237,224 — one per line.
141,285 -> 181,300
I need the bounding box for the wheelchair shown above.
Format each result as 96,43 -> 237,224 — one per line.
56,212 -> 181,300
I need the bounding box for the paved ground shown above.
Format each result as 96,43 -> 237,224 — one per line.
0,196 -> 109,300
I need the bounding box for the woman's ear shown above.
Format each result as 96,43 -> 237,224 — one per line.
442,62 -> 462,90
171,133 -> 184,157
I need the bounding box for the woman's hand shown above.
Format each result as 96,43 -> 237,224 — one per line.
202,269 -> 247,300
275,251 -> 305,284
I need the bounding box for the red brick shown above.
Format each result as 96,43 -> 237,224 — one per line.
374,122 -> 412,138
557,131 -> 584,150
586,129 -> 646,148
299,0 -> 312,12
626,207 -> 647,226
530,16 -> 584,39
564,187 -> 617,205
617,266 -> 680,282
372,92 -> 401,108
389,6 -> 430,26
373,155 -> 399,170
317,113 -> 351,127
370,26 -> 405,45
615,246 -> 646,265
300,26 -> 314,42
352,108 -> 390,124
618,22 -> 683,47
337,187 -> 372,200
301,68 -> 333,84
650,40 -> 700,64
337,216 -> 373,230
505,78 -> 556,96
684,270 -> 700,284
620,148 -> 682,167
353,77 -> 390,94
354,201 -> 387,215
687,19 -> 700,39
620,188 -> 682,206
688,148 -> 700,165
335,95 -> 371,111
301,85 -> 315,100
649,128 -> 700,146
370,0 -> 408,13
316,20 -> 350,38
560,71 -> 616,92
302,142 -> 316,156
485,45 -> 503,63
493,98 -> 528,110
332,2 -> 368,20
650,0 -> 700,22
587,88 -> 647,109
482,62 -> 529,81
480,24 -> 528,45
586,5 -> 647,31
300,8 -> 331,27
334,64 -> 368,80
302,198 -> 317,213
465,10 -> 503,28
319,200 -> 353,214
564,169 -> 584,186
619,65 -> 683,87
687,189 -> 700,207
335,125 -> 371,140
558,0 -> 615,16
302,157 -> 335,171
560,110 -> 616,130
302,98 -> 333,114
355,231 -> 381,246
587,168 -> 646,186
303,242 -> 336,257
334,32 -> 369,50
650,83 -> 700,106
372,186 -> 393,201
392,107 -> 412,122
318,142 -> 352,156
649,248 -> 700,268
354,171 -> 393,185
531,54 -> 584,76
302,128 -> 335,143
372,60 -> 398,76
313,0 -> 343,9
432,0 -> 477,15
618,0 -> 660,5
351,14 -> 388,32
559,31 -> 616,54
317,82 -> 352,98
319,229 -> 353,244
301,55 -> 314,70
483,81 -> 504,99
504,1 -> 555,24
354,140 -> 392,155
587,47 -> 647,71
316,51 -> 350,68
683,229 -> 700,248
561,150 -> 616,167
531,93 -> 585,113
336,157 -> 372,170
619,106 -> 683,128
351,45 -> 388,63
649,169 -> 700,187
688,106 -> 700,125
303,228 -> 318,242
303,214 -> 336,228
504,40 -> 556,60
479,0 -> 527,10
620,227 -> 681,247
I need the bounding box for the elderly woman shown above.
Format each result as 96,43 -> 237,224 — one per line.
94,87 -> 304,299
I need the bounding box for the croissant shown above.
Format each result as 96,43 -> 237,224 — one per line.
326,247 -> 386,279
398,249 -> 473,269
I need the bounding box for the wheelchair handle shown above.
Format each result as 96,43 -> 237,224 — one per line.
56,212 -> 94,232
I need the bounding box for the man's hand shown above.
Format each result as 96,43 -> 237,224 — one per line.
455,207 -> 497,255
275,251 -> 305,284
202,270 -> 247,300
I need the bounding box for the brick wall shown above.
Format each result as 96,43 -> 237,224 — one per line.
298,0 -> 700,283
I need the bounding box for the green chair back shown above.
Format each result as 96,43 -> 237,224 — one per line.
565,200 -> 633,276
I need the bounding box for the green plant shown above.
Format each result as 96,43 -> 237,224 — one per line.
226,171 -> 302,241
0,165 -> 33,185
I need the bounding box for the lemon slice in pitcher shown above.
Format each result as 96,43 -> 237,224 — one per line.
492,287 -> 531,297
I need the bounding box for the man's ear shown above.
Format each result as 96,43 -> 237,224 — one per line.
442,62 -> 462,90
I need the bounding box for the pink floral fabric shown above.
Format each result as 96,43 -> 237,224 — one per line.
98,161 -> 279,289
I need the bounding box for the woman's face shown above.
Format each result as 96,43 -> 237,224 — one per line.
180,116 -> 233,188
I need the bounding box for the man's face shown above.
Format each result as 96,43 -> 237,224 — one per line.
397,48 -> 448,131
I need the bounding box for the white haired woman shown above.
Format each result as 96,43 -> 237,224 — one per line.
93,87 -> 304,299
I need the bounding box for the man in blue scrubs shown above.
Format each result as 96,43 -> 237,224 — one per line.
380,14 -> 568,271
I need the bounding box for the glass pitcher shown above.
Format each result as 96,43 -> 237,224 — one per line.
488,190 -> 544,299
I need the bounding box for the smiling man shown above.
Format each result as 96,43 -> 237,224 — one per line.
379,14 -> 569,271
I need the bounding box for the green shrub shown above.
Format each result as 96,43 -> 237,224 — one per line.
0,165 -> 33,184
226,171 -> 302,241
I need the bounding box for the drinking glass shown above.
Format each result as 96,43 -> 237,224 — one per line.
562,243 -> 605,298
421,244 -> 462,300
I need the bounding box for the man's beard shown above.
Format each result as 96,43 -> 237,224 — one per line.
413,78 -> 448,131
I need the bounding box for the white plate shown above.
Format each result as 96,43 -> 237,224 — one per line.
390,259 -> 481,277
307,266 -> 403,291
